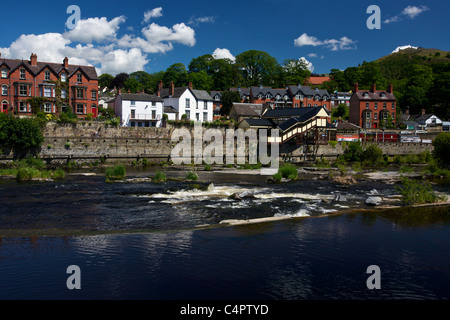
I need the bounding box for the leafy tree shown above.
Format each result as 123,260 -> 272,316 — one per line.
220,90 -> 241,116
281,59 -> 311,86
188,54 -> 215,74
187,71 -> 214,91
123,77 -> 142,93
98,73 -> 114,89
432,132 -> 450,167
163,63 -> 188,87
110,73 -> 129,89
0,114 -> 44,156
343,141 -> 363,162
235,50 -> 281,87
210,58 -> 242,90
332,104 -> 349,120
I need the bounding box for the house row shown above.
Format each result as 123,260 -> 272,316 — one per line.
0,53 -> 99,117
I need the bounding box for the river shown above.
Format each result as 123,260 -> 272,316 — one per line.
0,168 -> 449,300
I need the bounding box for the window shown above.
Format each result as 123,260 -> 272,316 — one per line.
61,73 -> 67,82
151,110 -> 156,119
366,102 -> 369,109
392,102 -> 395,109
131,101 -> 136,106
76,104 -> 84,114
1,69 -> 7,78
44,103 -> 52,113
186,110 -> 190,119
77,73 -> 82,83
365,112 -> 371,120
19,85 -> 27,96
374,113 -> 378,120
19,101 -> 27,113
131,109 -> 136,119
130,121 -> 135,127
383,102 -> 387,109
44,71 -> 50,81
62,105 -> 68,113
61,89 -> 67,99
1,85 -> 7,96
20,69 -> 26,79
152,101 -> 156,107
91,90 -> 97,100
185,98 -> 190,109
43,87 -> 52,98
76,88 -> 84,99
203,112 -> 208,121
374,102 -> 378,109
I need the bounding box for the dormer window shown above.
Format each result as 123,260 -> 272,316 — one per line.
266,93 -> 272,99
20,69 -> 26,80
380,92 -> 386,98
44,71 -> 50,81
258,94 -> 263,99
362,92 -> 369,98
61,73 -> 67,82
1,69 -> 7,78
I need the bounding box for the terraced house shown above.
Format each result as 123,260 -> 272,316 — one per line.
0,53 -> 98,117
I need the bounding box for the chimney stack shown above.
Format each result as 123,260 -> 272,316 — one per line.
30,53 -> 37,66
422,108 -> 426,115
387,84 -> 393,93
157,80 -> 163,97
353,83 -> 359,93
188,82 -> 193,89
370,83 -> 376,93
63,57 -> 69,69
169,81 -> 174,96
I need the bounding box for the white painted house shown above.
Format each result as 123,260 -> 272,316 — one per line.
114,92 -> 164,127
158,81 -> 213,122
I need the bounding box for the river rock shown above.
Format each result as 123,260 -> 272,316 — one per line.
366,196 -> 383,206
333,194 -> 348,202
333,175 -> 357,186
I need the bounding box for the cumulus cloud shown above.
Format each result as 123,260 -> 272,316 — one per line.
64,16 -> 126,43
143,7 -> 163,24
188,16 -> 215,26
294,33 -> 356,51
212,48 -> 236,62
101,48 -> 149,75
384,5 -> 429,24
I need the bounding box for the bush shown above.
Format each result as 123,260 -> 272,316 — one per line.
51,169 -> 66,180
154,170 -> 167,183
395,177 -> 438,205
362,144 -> 384,165
204,164 -> 211,171
279,163 -> 298,180
185,170 -> 198,181
0,114 -> 44,155
432,132 -> 450,167
343,141 -> 363,162
105,165 -> 126,182
272,172 -> 282,183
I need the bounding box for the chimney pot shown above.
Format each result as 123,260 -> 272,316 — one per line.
63,57 -> 69,68
30,53 -> 37,66
370,83 -> 376,93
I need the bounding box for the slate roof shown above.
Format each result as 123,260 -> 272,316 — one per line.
262,106 -> 323,119
120,93 -> 163,102
242,118 -> 275,127
0,57 -> 98,80
232,103 -> 263,117
164,106 -> 178,113
288,86 -> 330,98
354,91 -> 396,101
159,87 -> 213,101
251,86 -> 289,98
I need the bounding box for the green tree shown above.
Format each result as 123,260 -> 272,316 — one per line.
432,132 -> 450,167
123,77 -> 142,93
110,73 -> 129,89
281,59 -> 311,86
0,114 -> 44,156
188,54 -> 215,74
98,73 -> 114,89
235,50 -> 281,87
220,90 -> 241,116
332,104 -> 349,120
163,63 -> 188,87
187,71 -> 214,91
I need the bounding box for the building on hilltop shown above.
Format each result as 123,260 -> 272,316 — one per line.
349,83 -> 396,129
157,81 -> 213,122
0,53 -> 98,117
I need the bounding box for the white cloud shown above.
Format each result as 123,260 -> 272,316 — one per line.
391,45 -> 418,54
307,53 -> 318,58
64,16 -> 126,43
384,5 -> 429,24
299,57 -> 314,72
212,48 -> 236,62
143,7 -> 163,24
294,33 -> 356,51
101,48 -> 149,75
117,34 -> 173,54
188,16 -> 215,26
142,22 -> 196,47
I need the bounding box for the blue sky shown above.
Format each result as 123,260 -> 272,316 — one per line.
1,0 -> 448,76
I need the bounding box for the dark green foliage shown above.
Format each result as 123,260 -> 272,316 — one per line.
0,114 -> 44,155
395,177 -> 438,205
432,132 -> 450,167
220,90 -> 241,116
105,165 -> 126,182
342,141 -> 364,162
278,163 -> 298,180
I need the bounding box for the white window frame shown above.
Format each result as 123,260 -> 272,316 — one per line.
43,87 -> 52,98
19,101 -> 27,113
44,103 -> 52,113
76,88 -> 84,99
20,69 -> 26,79
19,85 -> 28,96
44,71 -> 50,81
91,90 -> 97,100
1,69 -> 7,78
61,89 -> 67,99
1,85 -> 7,96
61,73 -> 67,82
76,104 -> 84,114
77,73 -> 82,83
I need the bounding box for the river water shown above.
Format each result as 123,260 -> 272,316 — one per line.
0,168 -> 450,300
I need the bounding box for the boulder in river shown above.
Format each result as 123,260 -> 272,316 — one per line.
366,196 -> 383,206
333,194 -> 348,202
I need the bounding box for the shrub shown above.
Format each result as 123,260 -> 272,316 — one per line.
362,144 -> 384,165
105,165 -> 126,182
154,170 -> 167,183
51,169 -> 66,180
204,164 -> 211,171
395,177 -> 438,205
328,141 -> 338,149
16,167 -> 43,181
0,114 -> 44,155
279,163 -> 298,180
185,170 -> 198,181
343,141 -> 363,162
432,132 -> 450,167
272,172 -> 282,183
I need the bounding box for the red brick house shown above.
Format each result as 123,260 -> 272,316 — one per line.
0,53 -> 98,117
349,83 -> 396,129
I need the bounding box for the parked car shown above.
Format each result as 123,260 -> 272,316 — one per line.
400,130 -> 412,134
415,130 -> 427,134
